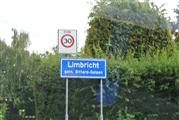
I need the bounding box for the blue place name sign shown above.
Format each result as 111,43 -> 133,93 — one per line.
60,58 -> 107,79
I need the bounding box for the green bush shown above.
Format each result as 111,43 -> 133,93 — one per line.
106,50 -> 179,120
33,49 -> 179,120
84,0 -> 174,57
0,103 -> 7,120
116,111 -> 136,120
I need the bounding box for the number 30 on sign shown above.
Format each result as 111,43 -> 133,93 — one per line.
58,29 -> 77,54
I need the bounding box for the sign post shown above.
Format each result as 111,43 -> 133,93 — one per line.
60,58 -> 106,120
100,79 -> 103,120
58,30 -> 107,120
65,78 -> 68,120
58,29 -> 77,120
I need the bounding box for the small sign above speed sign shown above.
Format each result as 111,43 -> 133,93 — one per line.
58,29 -> 77,54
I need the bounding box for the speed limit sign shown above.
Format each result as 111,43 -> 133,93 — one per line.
58,29 -> 77,54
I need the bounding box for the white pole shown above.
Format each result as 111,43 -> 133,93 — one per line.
65,78 -> 69,120
100,79 -> 103,120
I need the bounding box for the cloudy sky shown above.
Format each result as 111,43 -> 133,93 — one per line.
0,0 -> 178,53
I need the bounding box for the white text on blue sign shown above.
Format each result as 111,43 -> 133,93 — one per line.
60,59 -> 107,79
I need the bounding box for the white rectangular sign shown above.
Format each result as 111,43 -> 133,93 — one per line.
58,29 -> 77,54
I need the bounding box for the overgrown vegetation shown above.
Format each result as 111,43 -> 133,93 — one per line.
84,0 -> 174,57
1,34 -> 179,119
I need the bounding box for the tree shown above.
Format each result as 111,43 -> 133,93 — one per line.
0,29 -> 37,119
84,0 -> 174,57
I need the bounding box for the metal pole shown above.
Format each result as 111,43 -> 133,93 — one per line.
100,79 -> 103,120
65,78 -> 69,120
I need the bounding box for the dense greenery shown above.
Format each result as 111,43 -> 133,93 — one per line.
0,30 -> 39,119
1,36 -> 179,119
84,0 -> 174,57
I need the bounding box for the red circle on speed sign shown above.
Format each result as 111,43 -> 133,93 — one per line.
61,34 -> 75,48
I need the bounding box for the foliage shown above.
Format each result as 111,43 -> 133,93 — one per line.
1,30 -> 179,120
106,50 -> 179,120
34,53 -> 99,120
84,0 -> 174,57
116,111 -> 136,120
0,100 -> 7,120
29,48 -> 179,120
0,29 -> 39,119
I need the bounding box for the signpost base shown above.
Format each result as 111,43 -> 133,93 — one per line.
65,114 -> 68,120
100,115 -> 103,120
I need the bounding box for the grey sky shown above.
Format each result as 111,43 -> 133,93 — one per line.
0,0 -> 178,53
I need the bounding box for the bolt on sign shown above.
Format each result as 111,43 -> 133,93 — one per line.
58,29 -> 77,54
